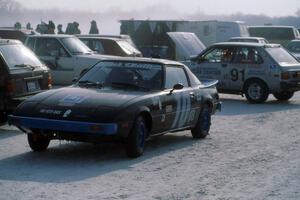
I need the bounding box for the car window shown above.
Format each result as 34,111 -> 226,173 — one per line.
26,37 -> 35,50
233,47 -> 263,64
35,38 -> 68,57
60,37 -> 92,55
0,44 -> 43,69
202,47 -> 234,63
79,61 -> 163,90
266,47 -> 299,65
165,65 -> 189,89
287,42 -> 300,53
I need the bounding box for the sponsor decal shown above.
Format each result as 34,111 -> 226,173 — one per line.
40,109 -> 62,115
63,109 -> 72,118
59,95 -> 87,106
152,96 -> 162,110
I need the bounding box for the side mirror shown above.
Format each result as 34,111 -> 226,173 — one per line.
169,83 -> 184,95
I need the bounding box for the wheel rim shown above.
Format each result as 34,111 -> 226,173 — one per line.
248,83 -> 263,100
138,122 -> 146,148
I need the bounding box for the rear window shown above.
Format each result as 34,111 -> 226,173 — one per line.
266,47 -> 299,65
0,44 -> 43,69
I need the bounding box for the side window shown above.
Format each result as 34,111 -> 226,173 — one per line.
35,38 -> 68,57
201,47 -> 234,63
26,37 -> 35,50
92,40 -> 105,54
233,47 -> 263,64
165,66 -> 189,89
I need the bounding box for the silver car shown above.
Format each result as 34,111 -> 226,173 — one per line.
185,42 -> 300,103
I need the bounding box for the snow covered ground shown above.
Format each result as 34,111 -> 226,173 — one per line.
0,93 -> 300,200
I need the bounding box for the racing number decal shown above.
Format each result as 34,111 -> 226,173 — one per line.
230,69 -> 245,82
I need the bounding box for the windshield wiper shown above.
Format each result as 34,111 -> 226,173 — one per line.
78,80 -> 103,88
14,64 -> 36,70
110,82 -> 149,91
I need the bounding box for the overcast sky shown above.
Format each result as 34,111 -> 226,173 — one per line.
16,0 -> 299,17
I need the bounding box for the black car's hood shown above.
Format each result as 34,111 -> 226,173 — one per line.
16,87 -> 147,122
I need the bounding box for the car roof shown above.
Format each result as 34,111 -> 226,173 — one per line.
77,35 -> 122,41
0,39 -> 22,45
248,25 -> 296,29
26,34 -> 75,38
288,40 -> 300,43
211,42 -> 280,48
230,37 -> 265,40
99,56 -> 184,66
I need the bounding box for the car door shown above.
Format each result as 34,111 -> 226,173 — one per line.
162,65 -> 196,131
190,46 -> 235,90
35,38 -> 75,85
227,46 -> 264,91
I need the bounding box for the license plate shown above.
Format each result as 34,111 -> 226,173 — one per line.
27,81 -> 40,92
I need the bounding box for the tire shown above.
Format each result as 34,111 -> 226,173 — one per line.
244,79 -> 269,103
125,116 -> 147,158
27,131 -> 50,152
273,91 -> 294,101
191,104 -> 211,139
0,111 -> 8,125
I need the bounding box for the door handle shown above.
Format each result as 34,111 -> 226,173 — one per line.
221,63 -> 227,68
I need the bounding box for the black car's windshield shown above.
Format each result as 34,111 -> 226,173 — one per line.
0,44 -> 43,69
78,61 -> 163,90
60,37 -> 93,55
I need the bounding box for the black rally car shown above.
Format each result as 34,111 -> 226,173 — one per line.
9,57 -> 221,157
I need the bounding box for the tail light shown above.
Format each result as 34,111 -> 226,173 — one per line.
47,73 -> 52,89
281,72 -> 290,80
5,79 -> 16,95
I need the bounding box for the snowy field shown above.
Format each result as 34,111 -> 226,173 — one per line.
0,93 -> 300,200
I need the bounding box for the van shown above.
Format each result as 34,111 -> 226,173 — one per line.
248,26 -> 300,47
0,39 -> 51,123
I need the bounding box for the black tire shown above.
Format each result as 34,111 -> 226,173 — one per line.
125,116 -> 147,158
0,111 -> 8,125
27,132 -> 50,152
273,91 -> 294,101
244,79 -> 269,103
191,104 -> 211,139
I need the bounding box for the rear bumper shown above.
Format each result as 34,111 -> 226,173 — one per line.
8,115 -> 118,135
280,81 -> 300,91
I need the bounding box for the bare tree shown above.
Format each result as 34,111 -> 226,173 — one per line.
0,0 -> 21,13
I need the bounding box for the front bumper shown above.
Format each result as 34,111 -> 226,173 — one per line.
280,81 -> 300,91
8,115 -> 118,135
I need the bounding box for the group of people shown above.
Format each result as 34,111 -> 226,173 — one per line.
14,20 -> 100,35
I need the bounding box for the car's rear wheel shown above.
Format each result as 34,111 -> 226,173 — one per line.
191,104 -> 211,139
0,111 -> 8,125
244,79 -> 269,103
28,131 -> 50,151
125,116 -> 147,158
273,91 -> 294,101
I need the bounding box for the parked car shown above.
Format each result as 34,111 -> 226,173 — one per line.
8,57 -> 221,157
286,40 -> 300,60
0,39 -> 51,123
77,35 -> 142,57
248,26 -> 300,47
228,37 -> 269,44
24,34 -> 112,85
184,42 -> 300,103
0,28 -> 39,43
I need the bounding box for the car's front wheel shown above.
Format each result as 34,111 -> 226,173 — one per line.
191,104 -> 211,139
28,131 -> 50,151
273,91 -> 294,101
244,79 -> 269,103
125,116 -> 147,158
